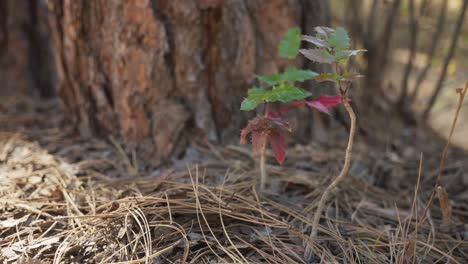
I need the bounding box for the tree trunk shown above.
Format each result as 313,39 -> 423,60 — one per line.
0,0 -> 55,98
47,0 -> 328,165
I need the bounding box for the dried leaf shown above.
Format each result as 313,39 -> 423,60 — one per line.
0,214 -> 29,228
437,186 -> 452,224
403,238 -> 416,263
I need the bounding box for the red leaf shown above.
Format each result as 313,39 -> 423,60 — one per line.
267,129 -> 286,164
266,110 -> 280,118
270,118 -> 291,132
290,100 -> 306,107
240,115 -> 290,164
240,116 -> 270,144
305,94 -> 345,114
279,100 -> 306,113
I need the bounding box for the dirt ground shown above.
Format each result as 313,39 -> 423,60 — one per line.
1,94 -> 467,263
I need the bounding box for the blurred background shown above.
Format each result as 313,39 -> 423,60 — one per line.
1,1 -> 468,262
1,0 -> 467,163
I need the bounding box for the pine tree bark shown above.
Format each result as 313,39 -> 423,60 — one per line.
47,0 -> 328,165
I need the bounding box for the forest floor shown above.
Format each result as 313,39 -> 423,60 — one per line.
1,96 -> 468,263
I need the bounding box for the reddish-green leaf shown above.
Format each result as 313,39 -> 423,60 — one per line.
314,26 -> 334,38
315,73 -> 345,83
267,129 -> 286,164
301,35 -> 329,48
299,49 -> 335,64
315,73 -> 363,83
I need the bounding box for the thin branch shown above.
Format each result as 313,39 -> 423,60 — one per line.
310,93 -> 355,235
305,81 -> 356,260
422,0 -> 468,120
398,0 -> 418,105
410,0 -> 447,102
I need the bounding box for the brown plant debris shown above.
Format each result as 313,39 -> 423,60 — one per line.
1,98 -> 467,263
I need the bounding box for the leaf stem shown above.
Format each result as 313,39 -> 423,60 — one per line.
259,141 -> 267,191
259,103 -> 269,191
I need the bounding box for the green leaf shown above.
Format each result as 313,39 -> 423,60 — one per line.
334,49 -> 366,61
257,74 -> 282,86
240,99 -> 256,111
240,84 -> 311,110
278,28 -> 301,59
327,27 -> 350,51
240,88 -> 268,111
257,67 -> 318,86
264,84 -> 311,103
281,67 -> 318,83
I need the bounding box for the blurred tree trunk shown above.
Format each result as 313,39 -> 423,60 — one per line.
47,0 -> 329,165
0,0 -> 55,98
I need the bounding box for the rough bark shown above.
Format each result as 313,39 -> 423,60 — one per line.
47,0 -> 327,165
